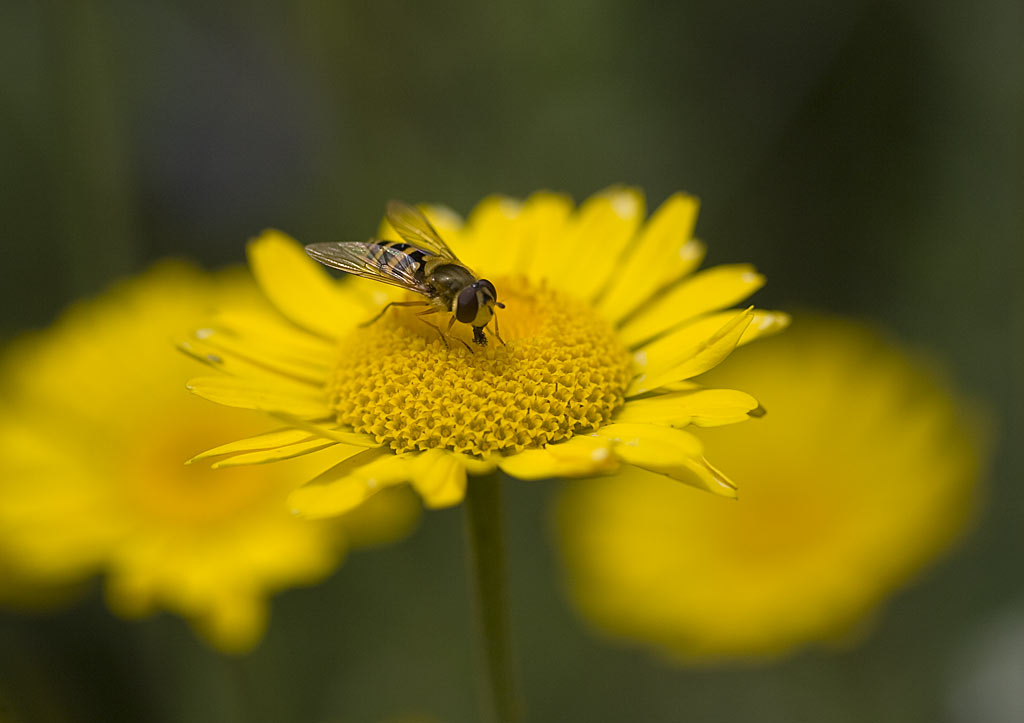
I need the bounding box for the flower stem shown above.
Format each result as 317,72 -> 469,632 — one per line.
463,473 -> 523,723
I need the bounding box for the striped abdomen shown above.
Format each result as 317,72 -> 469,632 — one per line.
369,241 -> 430,283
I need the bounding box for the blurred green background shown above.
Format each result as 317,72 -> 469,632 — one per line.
0,0 -> 1018,721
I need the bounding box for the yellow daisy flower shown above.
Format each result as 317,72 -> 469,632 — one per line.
183,187 -> 789,516
0,263 -> 419,653
554,317 -> 985,662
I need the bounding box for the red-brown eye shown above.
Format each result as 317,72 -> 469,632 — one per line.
456,286 -> 479,323
478,279 -> 497,301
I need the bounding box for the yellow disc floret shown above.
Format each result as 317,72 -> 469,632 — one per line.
328,279 -> 634,456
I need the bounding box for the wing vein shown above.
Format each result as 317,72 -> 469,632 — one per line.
304,241 -> 434,296
385,201 -> 461,263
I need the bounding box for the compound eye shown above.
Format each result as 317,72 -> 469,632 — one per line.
477,279 -> 497,301
456,286 -> 479,323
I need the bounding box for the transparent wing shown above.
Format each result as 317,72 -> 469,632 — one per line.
385,200 -> 461,262
304,241 -> 434,296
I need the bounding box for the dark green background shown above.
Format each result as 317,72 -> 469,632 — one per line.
1,1 -> 1018,721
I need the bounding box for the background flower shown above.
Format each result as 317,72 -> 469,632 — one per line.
554,317 -> 986,661
0,263 -> 420,653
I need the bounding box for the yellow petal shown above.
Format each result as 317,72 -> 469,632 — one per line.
288,449 -> 410,519
648,380 -> 701,393
634,457 -> 739,498
213,305 -> 337,360
498,436 -> 619,480
262,412 -> 380,447
618,264 -> 764,348
738,309 -> 791,344
187,427 -> 320,464
505,191 -> 575,280
210,438 -> 347,468
634,309 -> 790,380
410,449 -> 468,508
595,422 -> 704,455
461,454 -> 500,476
627,309 -> 754,395
193,592 -> 268,655
614,388 -> 760,427
246,230 -> 366,339
178,328 -> 328,386
178,336 -> 281,384
698,455 -> 739,495
337,486 -> 423,548
203,325 -> 332,375
186,376 -> 333,419
458,195 -> 525,275
520,191 -> 598,282
540,187 -> 646,300
594,424 -> 737,498
597,192 -> 702,321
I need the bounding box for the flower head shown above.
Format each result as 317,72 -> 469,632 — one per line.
0,264 -> 419,653
554,318 -> 985,661
184,187 -> 788,517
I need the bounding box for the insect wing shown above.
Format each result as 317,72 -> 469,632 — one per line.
304,241 -> 433,296
385,200 -> 461,263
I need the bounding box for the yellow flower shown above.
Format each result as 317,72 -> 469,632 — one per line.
0,263 -> 419,653
184,187 -> 789,517
554,317 -> 985,661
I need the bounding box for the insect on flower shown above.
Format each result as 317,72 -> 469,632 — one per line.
305,201 -> 506,348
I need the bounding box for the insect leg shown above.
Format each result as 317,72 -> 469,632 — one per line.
442,315 -> 473,350
417,314 -> 469,350
414,308 -> 448,347
489,313 -> 507,346
360,300 -> 430,328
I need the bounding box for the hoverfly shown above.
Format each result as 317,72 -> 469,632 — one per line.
305,201 -> 505,348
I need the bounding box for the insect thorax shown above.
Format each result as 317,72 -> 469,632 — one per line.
428,263 -> 477,306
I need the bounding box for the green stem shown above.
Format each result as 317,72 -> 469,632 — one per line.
463,473 -> 524,723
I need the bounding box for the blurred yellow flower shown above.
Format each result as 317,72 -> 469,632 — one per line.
554,317 -> 985,662
0,263 -> 419,653
183,187 -> 788,518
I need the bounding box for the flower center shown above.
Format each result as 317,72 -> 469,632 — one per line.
328,278 -> 634,456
